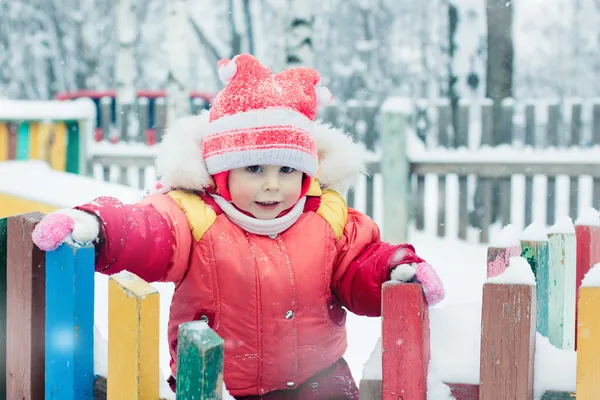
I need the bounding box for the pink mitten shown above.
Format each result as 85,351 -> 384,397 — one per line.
32,209 -> 100,251
390,261 -> 445,305
414,262 -> 445,305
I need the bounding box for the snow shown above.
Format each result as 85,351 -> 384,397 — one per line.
548,215 -> 575,235
488,223 -> 521,247
409,145 -> 600,164
575,207 -> 600,226
0,98 -> 96,121
520,220 -> 548,242
381,96 -> 412,114
0,160 -> 143,207
533,334 -> 577,398
580,263 -> 600,288
486,256 -> 536,285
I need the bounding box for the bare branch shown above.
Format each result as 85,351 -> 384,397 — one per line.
188,15 -> 223,63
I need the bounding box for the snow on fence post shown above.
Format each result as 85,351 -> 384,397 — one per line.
576,263 -> 600,398
108,271 -> 160,398
380,97 -> 411,244
176,321 -> 224,399
574,208 -> 600,349
486,224 -> 521,278
381,282 -> 429,400
546,217 -> 577,350
45,243 -> 95,398
520,222 -> 550,337
479,257 -> 536,400
5,212 -> 46,399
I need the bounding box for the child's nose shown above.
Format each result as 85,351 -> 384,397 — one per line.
262,175 -> 280,191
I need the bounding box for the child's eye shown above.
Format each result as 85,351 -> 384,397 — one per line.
280,166 -> 295,174
246,165 -> 263,173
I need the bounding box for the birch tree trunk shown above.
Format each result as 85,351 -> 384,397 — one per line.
485,0 -> 514,146
116,0 -> 136,141
242,0 -> 254,55
166,0 -> 191,125
284,0 -> 315,68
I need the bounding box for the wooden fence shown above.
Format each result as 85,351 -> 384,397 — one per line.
2,211 -> 598,398
359,215 -> 600,399
399,98 -> 600,243
0,213 -> 224,399
77,97 -> 600,244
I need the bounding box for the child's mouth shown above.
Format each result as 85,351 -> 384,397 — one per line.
255,201 -> 280,210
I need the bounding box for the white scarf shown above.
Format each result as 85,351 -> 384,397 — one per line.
210,194 -> 306,236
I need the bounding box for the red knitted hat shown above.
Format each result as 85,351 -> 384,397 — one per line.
203,54 -> 332,198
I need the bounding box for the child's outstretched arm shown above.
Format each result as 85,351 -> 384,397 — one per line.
31,193 -> 193,283
331,208 -> 443,317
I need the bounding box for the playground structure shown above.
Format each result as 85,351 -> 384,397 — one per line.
0,98 -> 97,174
0,212 -> 224,399
0,99 -> 144,218
55,90 -> 213,145
359,216 -> 600,400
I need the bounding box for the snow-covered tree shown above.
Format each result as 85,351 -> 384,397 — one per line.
165,0 -> 192,124
514,0 -> 600,98
283,0 -> 316,68
116,0 -> 137,103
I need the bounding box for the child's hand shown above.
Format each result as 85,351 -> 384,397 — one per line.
390,261 -> 445,306
32,209 -> 100,251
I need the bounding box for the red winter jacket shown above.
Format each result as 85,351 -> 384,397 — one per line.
76,190 -> 424,397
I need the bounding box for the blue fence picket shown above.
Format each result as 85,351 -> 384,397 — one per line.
45,243 -> 95,399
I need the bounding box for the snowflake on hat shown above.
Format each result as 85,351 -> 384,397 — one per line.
151,54 -> 365,200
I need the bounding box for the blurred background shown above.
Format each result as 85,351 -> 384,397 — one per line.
2,0 -> 600,101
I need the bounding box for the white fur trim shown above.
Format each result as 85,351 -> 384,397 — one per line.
155,111 -> 213,191
311,120 -> 367,192
207,108 -> 313,135
52,209 -> 100,244
218,58 -> 238,84
390,263 -> 417,282
155,112 -> 366,192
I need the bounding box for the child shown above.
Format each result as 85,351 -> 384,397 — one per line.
31,54 -> 444,399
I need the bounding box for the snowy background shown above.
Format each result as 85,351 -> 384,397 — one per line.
1,0 -> 600,101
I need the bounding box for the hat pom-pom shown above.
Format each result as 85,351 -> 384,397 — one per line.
315,85 -> 332,107
218,58 -> 238,84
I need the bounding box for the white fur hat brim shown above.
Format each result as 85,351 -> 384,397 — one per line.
155,110 -> 367,193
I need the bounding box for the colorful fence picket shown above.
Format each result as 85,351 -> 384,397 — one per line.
0,212 -> 225,399
360,214 -> 600,400
0,99 -> 96,174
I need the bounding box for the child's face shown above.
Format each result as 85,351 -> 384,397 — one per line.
228,165 -> 304,220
